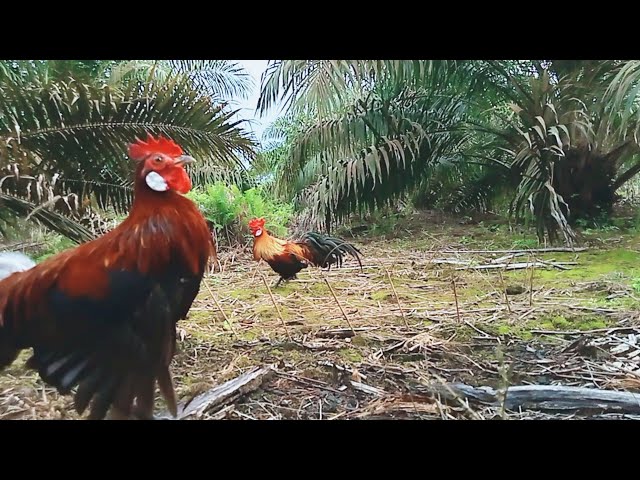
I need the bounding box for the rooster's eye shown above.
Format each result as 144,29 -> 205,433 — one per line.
154,156 -> 163,163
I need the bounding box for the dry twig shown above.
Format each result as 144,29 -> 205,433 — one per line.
322,274 -> 356,334
203,281 -> 238,338
383,265 -> 410,328
259,271 -> 293,341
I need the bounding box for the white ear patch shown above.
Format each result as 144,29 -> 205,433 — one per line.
145,171 -> 169,192
254,228 -> 262,237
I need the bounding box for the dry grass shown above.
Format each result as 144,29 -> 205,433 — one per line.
2,217 -> 640,420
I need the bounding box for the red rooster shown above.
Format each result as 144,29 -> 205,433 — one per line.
249,217 -> 363,287
0,135 -> 214,420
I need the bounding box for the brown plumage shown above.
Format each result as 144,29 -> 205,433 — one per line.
249,218 -> 363,287
0,134 -> 214,420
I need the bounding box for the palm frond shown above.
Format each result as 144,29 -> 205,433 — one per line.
105,60 -> 253,106
287,89 -> 469,228
257,60 -> 465,118
0,73 -> 256,217
602,60 -> 640,140
0,192 -> 95,244
503,74 -> 593,246
167,60 -> 253,103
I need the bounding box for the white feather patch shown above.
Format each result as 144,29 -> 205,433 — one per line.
254,228 -> 262,237
0,251 -> 36,281
145,171 -> 168,192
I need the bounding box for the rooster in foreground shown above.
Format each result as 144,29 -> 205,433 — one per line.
249,218 -> 363,287
0,135 -> 213,420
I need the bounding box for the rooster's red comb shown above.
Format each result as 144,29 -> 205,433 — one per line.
248,218 -> 266,230
128,134 -> 184,161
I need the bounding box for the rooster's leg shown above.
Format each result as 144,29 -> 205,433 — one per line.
274,277 -> 283,288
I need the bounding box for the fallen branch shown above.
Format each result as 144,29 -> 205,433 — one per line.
432,247 -> 587,254
428,383 -> 640,414
158,365 -> 275,419
316,327 -> 379,339
317,360 -> 369,380
456,262 -> 571,271
491,252 -> 528,264
350,381 -> 387,397
431,259 -> 472,266
351,395 -> 439,418
275,370 -> 343,394
429,373 -> 484,420
300,340 -> 342,351
539,260 -> 578,268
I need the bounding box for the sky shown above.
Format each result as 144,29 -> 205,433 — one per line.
231,60 -> 282,144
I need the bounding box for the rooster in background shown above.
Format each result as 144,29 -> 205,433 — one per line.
249,217 -> 363,287
0,134 -> 214,420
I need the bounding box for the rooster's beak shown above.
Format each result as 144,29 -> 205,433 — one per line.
174,155 -> 196,166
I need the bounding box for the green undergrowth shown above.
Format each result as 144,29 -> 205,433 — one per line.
474,312 -> 614,342
338,348 -> 364,363
28,234 -> 76,262
537,313 -> 611,331
187,182 -> 294,244
509,247 -> 640,290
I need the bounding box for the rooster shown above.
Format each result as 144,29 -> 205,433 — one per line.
0,134 -> 214,420
249,217 -> 363,287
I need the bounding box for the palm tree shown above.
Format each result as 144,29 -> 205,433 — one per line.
257,60 -> 478,232
257,60 -> 640,245
0,60 -> 257,243
474,60 -> 640,245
